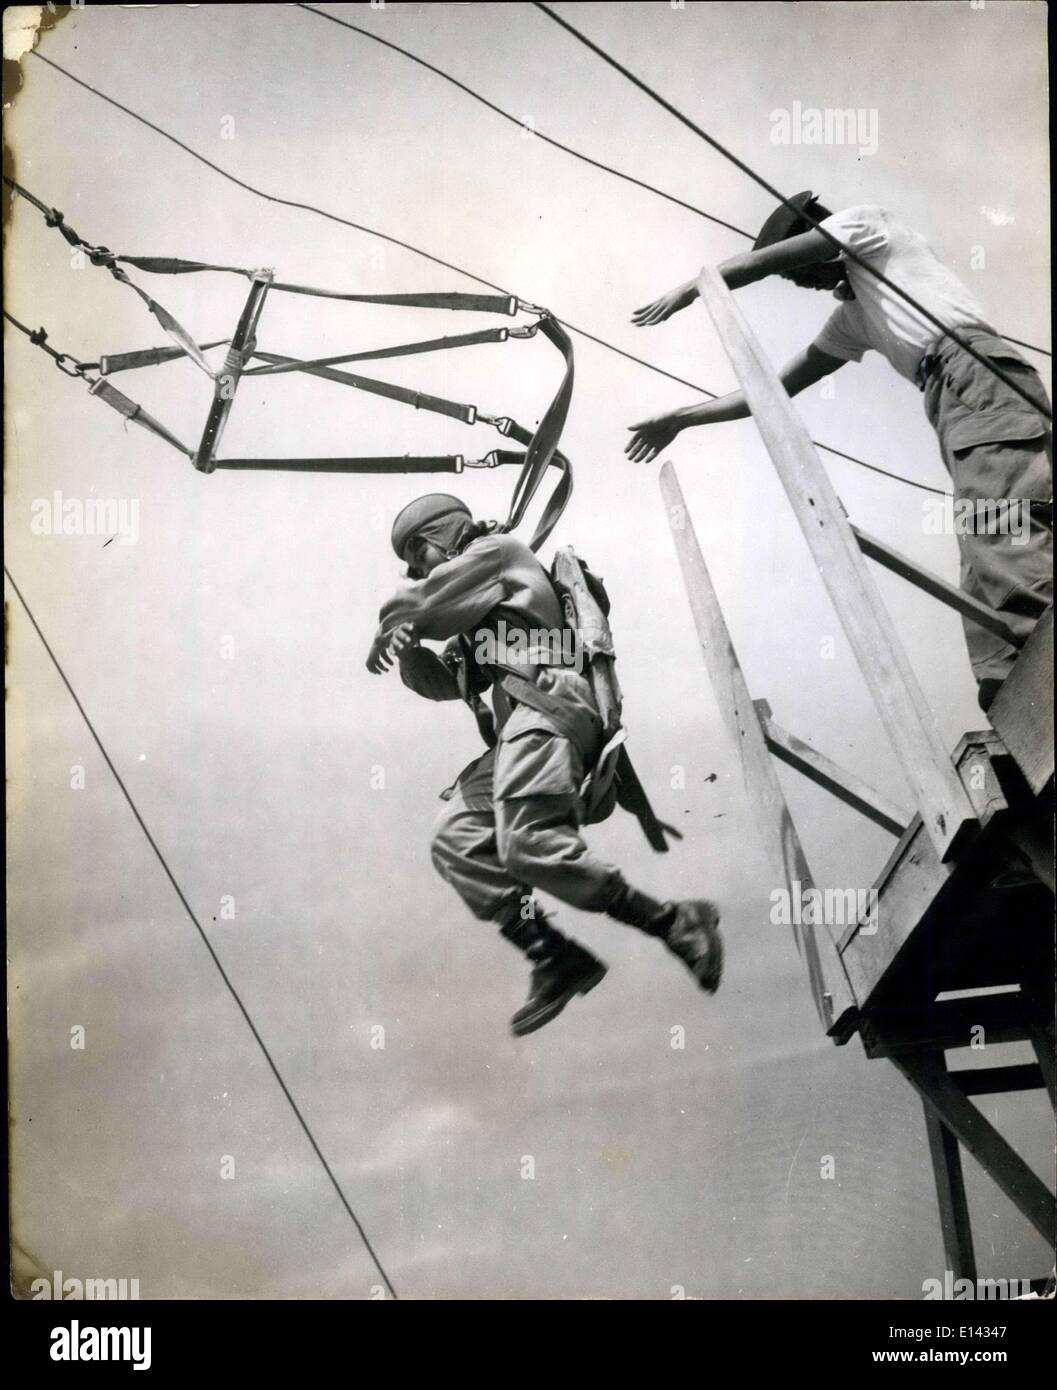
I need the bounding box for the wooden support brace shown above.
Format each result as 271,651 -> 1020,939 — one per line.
754,699 -> 911,837
922,1098 -> 977,1282
947,1064 -> 1046,1097
697,267 -> 978,863
1029,1024 -> 1056,1109
660,462 -> 858,1038
851,524 -> 1024,649
892,1049 -> 1056,1245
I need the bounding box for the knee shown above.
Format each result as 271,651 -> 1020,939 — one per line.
498,821 -> 548,884
429,811 -> 463,878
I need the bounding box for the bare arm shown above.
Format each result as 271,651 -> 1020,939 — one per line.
631,229 -> 840,326
625,345 -> 846,463
718,229 -> 839,289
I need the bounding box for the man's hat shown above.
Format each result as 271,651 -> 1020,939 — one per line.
391,493 -> 472,558
753,191 -> 818,250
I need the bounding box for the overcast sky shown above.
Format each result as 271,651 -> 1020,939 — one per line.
6,2 -> 1051,1299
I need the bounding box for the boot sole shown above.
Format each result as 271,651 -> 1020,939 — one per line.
510,963 -> 608,1037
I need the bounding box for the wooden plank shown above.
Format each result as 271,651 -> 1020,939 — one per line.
838,814 -> 948,1007
893,1050 -> 1056,1245
988,606 -> 1054,795
862,991 -> 1041,1060
839,737 -> 1011,1006
922,1097 -> 977,1281
852,525 -> 1024,649
754,699 -> 910,837
948,1064 -> 1045,1097
659,462 -> 858,1039
697,267 -> 978,863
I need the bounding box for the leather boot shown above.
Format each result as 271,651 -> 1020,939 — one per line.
604,882 -> 724,994
500,910 -> 607,1037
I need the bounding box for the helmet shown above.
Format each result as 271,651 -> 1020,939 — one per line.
390,493 -> 472,559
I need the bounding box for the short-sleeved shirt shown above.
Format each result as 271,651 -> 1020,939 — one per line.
811,205 -> 997,382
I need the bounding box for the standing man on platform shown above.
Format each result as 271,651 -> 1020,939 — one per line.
625,194 -> 1052,711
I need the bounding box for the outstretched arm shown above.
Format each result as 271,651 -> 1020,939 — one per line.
631,229 -> 840,325
625,344 -> 846,463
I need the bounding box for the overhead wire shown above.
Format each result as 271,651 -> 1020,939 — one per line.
531,1 -> 1052,415
20,50 -> 955,496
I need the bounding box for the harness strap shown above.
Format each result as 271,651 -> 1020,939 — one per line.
213,455 -> 467,474
266,287 -> 519,315
88,379 -> 193,456
97,340 -> 230,375
243,327 -> 513,378
501,315 -> 575,542
249,349 -> 477,423
613,746 -> 683,853
106,265 -> 215,377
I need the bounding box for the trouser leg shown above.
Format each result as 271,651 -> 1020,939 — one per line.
429,750 -> 529,924
429,750 -> 594,960
952,476 -> 1053,692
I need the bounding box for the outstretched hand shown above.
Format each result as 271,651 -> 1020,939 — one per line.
626,412 -> 682,464
366,622 -> 418,674
631,279 -> 698,327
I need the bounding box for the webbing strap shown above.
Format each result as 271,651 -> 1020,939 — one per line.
503,316 -> 574,527
267,286 -> 519,315
97,339 -> 230,375
243,327 -> 511,378
117,256 -> 250,276
104,264 -> 214,377
213,456 -> 466,474
249,350 -> 477,424
89,379 -> 193,455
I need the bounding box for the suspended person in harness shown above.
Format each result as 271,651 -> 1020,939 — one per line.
626,193 -> 1052,713
365,493 -> 723,1037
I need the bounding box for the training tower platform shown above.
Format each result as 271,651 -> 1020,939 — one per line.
662,269 -> 1054,1283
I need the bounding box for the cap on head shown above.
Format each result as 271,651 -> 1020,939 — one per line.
391,492 -> 472,559
753,190 -> 822,249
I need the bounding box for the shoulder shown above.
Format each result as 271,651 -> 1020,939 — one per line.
467,531 -> 536,566
826,204 -> 887,228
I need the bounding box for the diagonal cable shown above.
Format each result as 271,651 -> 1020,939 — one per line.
4,565 -> 399,1301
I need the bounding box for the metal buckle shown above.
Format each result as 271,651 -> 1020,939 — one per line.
474,411 -> 515,436
515,299 -> 547,317
507,323 -> 539,339
464,452 -> 501,469
54,354 -> 88,379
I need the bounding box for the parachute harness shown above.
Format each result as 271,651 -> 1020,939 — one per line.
5,178 -> 573,551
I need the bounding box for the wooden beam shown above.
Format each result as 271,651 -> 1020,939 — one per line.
697,267 -> 978,863
988,606 -> 1054,795
754,700 -> 910,837
659,462 -> 857,1039
947,1064 -> 1046,1097
922,1099 -> 977,1282
893,1050 -> 1056,1245
839,736 -> 1014,1008
1029,1025 -> 1056,1109
851,525 -> 1024,649
861,990 -> 1042,1059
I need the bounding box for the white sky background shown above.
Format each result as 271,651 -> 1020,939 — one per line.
5,2 -> 1051,1298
